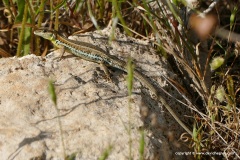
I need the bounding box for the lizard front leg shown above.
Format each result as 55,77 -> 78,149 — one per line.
59,47 -> 66,60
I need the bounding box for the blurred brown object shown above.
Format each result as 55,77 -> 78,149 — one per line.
0,48 -> 11,57
189,12 -> 218,40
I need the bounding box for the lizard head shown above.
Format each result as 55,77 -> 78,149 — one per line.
34,28 -> 57,41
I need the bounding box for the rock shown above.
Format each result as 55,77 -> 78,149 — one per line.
0,28 -> 191,159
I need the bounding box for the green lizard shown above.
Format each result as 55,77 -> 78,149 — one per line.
34,29 -> 192,135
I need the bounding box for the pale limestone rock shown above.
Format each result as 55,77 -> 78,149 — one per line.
0,29 -> 191,159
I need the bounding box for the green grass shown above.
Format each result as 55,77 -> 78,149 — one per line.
48,80 -> 66,159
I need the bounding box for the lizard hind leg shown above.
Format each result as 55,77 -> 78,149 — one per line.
100,62 -> 113,82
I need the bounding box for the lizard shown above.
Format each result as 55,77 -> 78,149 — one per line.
34,28 -> 192,135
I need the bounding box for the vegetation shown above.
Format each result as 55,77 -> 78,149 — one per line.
0,0 -> 239,159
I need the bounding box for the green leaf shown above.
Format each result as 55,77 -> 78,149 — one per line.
48,80 -> 57,105
53,0 -> 66,12
139,130 -> 145,160
87,0 -> 100,30
15,0 -> 25,23
230,6 -> 238,30
98,145 -> 113,160
22,27 -> 31,56
15,0 -> 31,56
126,57 -> 134,96
210,57 -> 224,71
227,75 -> 235,100
215,85 -> 225,103
2,0 -> 10,7
112,0 -> 132,35
65,153 -> 77,160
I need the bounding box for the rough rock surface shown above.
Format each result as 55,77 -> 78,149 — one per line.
0,28 -> 192,159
